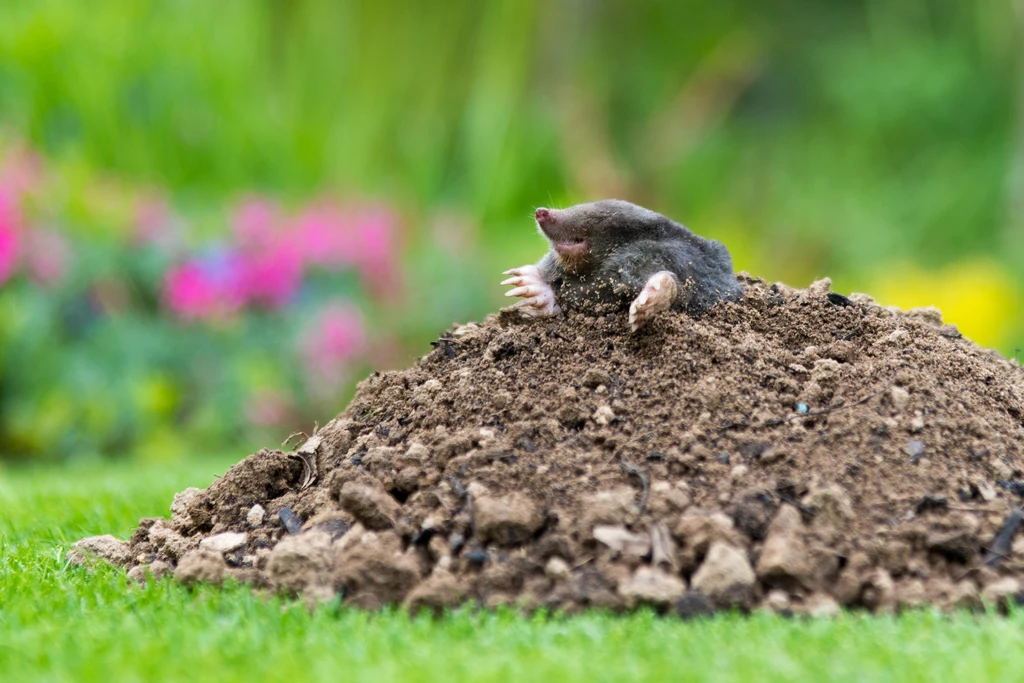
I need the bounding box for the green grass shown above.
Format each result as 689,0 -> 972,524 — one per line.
4,458 -> 1024,682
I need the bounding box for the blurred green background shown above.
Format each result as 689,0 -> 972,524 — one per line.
0,0 -> 1021,462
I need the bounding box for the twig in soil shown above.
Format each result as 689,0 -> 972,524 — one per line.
620,461 -> 650,516
572,556 -> 595,570
984,510 -> 1024,567
952,509 -> 1024,580
763,382 -> 892,427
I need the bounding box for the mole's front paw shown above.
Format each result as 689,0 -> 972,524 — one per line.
501,265 -> 561,318
629,271 -> 678,332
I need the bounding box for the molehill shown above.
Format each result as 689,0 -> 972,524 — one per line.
73,275 -> 1024,617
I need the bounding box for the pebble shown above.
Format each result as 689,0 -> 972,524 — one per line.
594,405 -> 616,426
618,567 -> 686,607
199,531 -> 248,554
246,504 -> 266,527
890,386 -> 910,412
906,440 -> 925,462
279,507 -> 303,534
545,557 -> 570,580
691,542 -> 756,607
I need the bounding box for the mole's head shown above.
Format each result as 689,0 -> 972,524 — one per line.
534,199 -> 675,272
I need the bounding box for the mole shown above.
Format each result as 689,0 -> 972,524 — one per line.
501,199 -> 743,331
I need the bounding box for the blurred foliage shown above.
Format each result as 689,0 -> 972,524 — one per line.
0,0 -> 1022,460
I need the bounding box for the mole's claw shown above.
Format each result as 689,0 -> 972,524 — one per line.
629,271 -> 677,332
502,264 -> 561,318
505,285 -> 539,298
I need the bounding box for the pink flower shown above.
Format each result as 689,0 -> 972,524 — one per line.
162,251 -> 246,321
291,203 -> 352,268
352,204 -> 402,301
0,188 -> 21,286
237,243 -> 304,309
300,302 -> 367,388
291,201 -> 402,300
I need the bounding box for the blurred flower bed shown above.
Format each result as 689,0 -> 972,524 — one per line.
0,140 -> 450,462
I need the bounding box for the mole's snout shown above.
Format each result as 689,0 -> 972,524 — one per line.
535,207 -> 553,225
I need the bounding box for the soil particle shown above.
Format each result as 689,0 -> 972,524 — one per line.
338,482 -> 401,530
690,541 -> 756,607
756,505 -> 815,590
405,568 -> 465,615
473,493 -> 544,546
97,276 -> 1024,614
618,567 -> 687,609
68,535 -> 132,568
174,549 -> 228,586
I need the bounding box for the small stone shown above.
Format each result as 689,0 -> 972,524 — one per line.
545,557 -> 570,581
756,505 -> 812,589
246,504 -> 266,527
890,386 -> 910,412
592,525 -> 651,557
339,482 -> 401,531
910,413 -> 925,433
200,531 -> 247,554
594,405 -> 616,426
691,542 -> 756,607
906,440 -> 925,462
976,479 -> 998,502
765,589 -> 790,612
279,507 -> 304,534
618,567 -> 686,608
405,443 -> 430,461
473,493 -> 543,546
730,465 -> 749,480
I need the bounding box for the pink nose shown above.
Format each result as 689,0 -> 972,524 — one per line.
535,207 -> 552,223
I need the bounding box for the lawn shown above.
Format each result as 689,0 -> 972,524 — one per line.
2,457 -> 1024,682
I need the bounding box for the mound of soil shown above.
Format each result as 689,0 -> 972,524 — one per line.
76,275 -> 1024,616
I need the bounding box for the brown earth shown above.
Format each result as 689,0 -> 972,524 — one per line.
74,274 -> 1024,616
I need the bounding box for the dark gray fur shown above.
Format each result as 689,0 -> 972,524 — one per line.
535,199 -> 743,315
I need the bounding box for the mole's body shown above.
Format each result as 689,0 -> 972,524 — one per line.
502,200 -> 743,331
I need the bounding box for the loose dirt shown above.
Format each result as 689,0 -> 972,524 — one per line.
75,275 -> 1024,616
